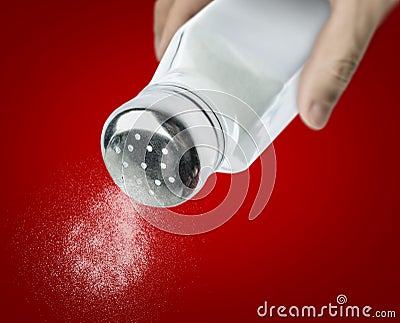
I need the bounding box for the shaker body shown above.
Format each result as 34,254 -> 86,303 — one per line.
150,0 -> 331,172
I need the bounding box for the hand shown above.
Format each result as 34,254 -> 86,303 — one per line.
154,0 -> 399,130
154,0 -> 212,60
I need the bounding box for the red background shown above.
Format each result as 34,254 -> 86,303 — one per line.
1,1 -> 399,322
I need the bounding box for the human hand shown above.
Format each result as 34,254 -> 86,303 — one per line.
154,0 -> 399,130
154,0 -> 212,61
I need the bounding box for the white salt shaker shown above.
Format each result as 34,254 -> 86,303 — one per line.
101,0 -> 331,207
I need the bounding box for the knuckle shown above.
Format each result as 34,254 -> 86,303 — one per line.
330,55 -> 359,86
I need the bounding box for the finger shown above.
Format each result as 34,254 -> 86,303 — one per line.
157,0 -> 212,60
154,0 -> 176,58
298,1 -> 384,130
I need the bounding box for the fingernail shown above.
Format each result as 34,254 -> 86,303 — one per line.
308,102 -> 333,130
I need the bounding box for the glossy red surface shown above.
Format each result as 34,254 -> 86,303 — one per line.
1,1 -> 399,322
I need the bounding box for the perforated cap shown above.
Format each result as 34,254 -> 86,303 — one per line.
101,86 -> 224,207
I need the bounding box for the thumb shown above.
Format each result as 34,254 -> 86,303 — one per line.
298,1 -> 386,130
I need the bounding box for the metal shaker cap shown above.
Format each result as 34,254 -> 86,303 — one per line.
101,85 -> 224,207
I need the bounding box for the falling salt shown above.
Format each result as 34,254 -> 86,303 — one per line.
63,185 -> 150,296
13,159 -> 200,321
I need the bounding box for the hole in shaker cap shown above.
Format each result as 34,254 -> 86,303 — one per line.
178,147 -> 200,189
